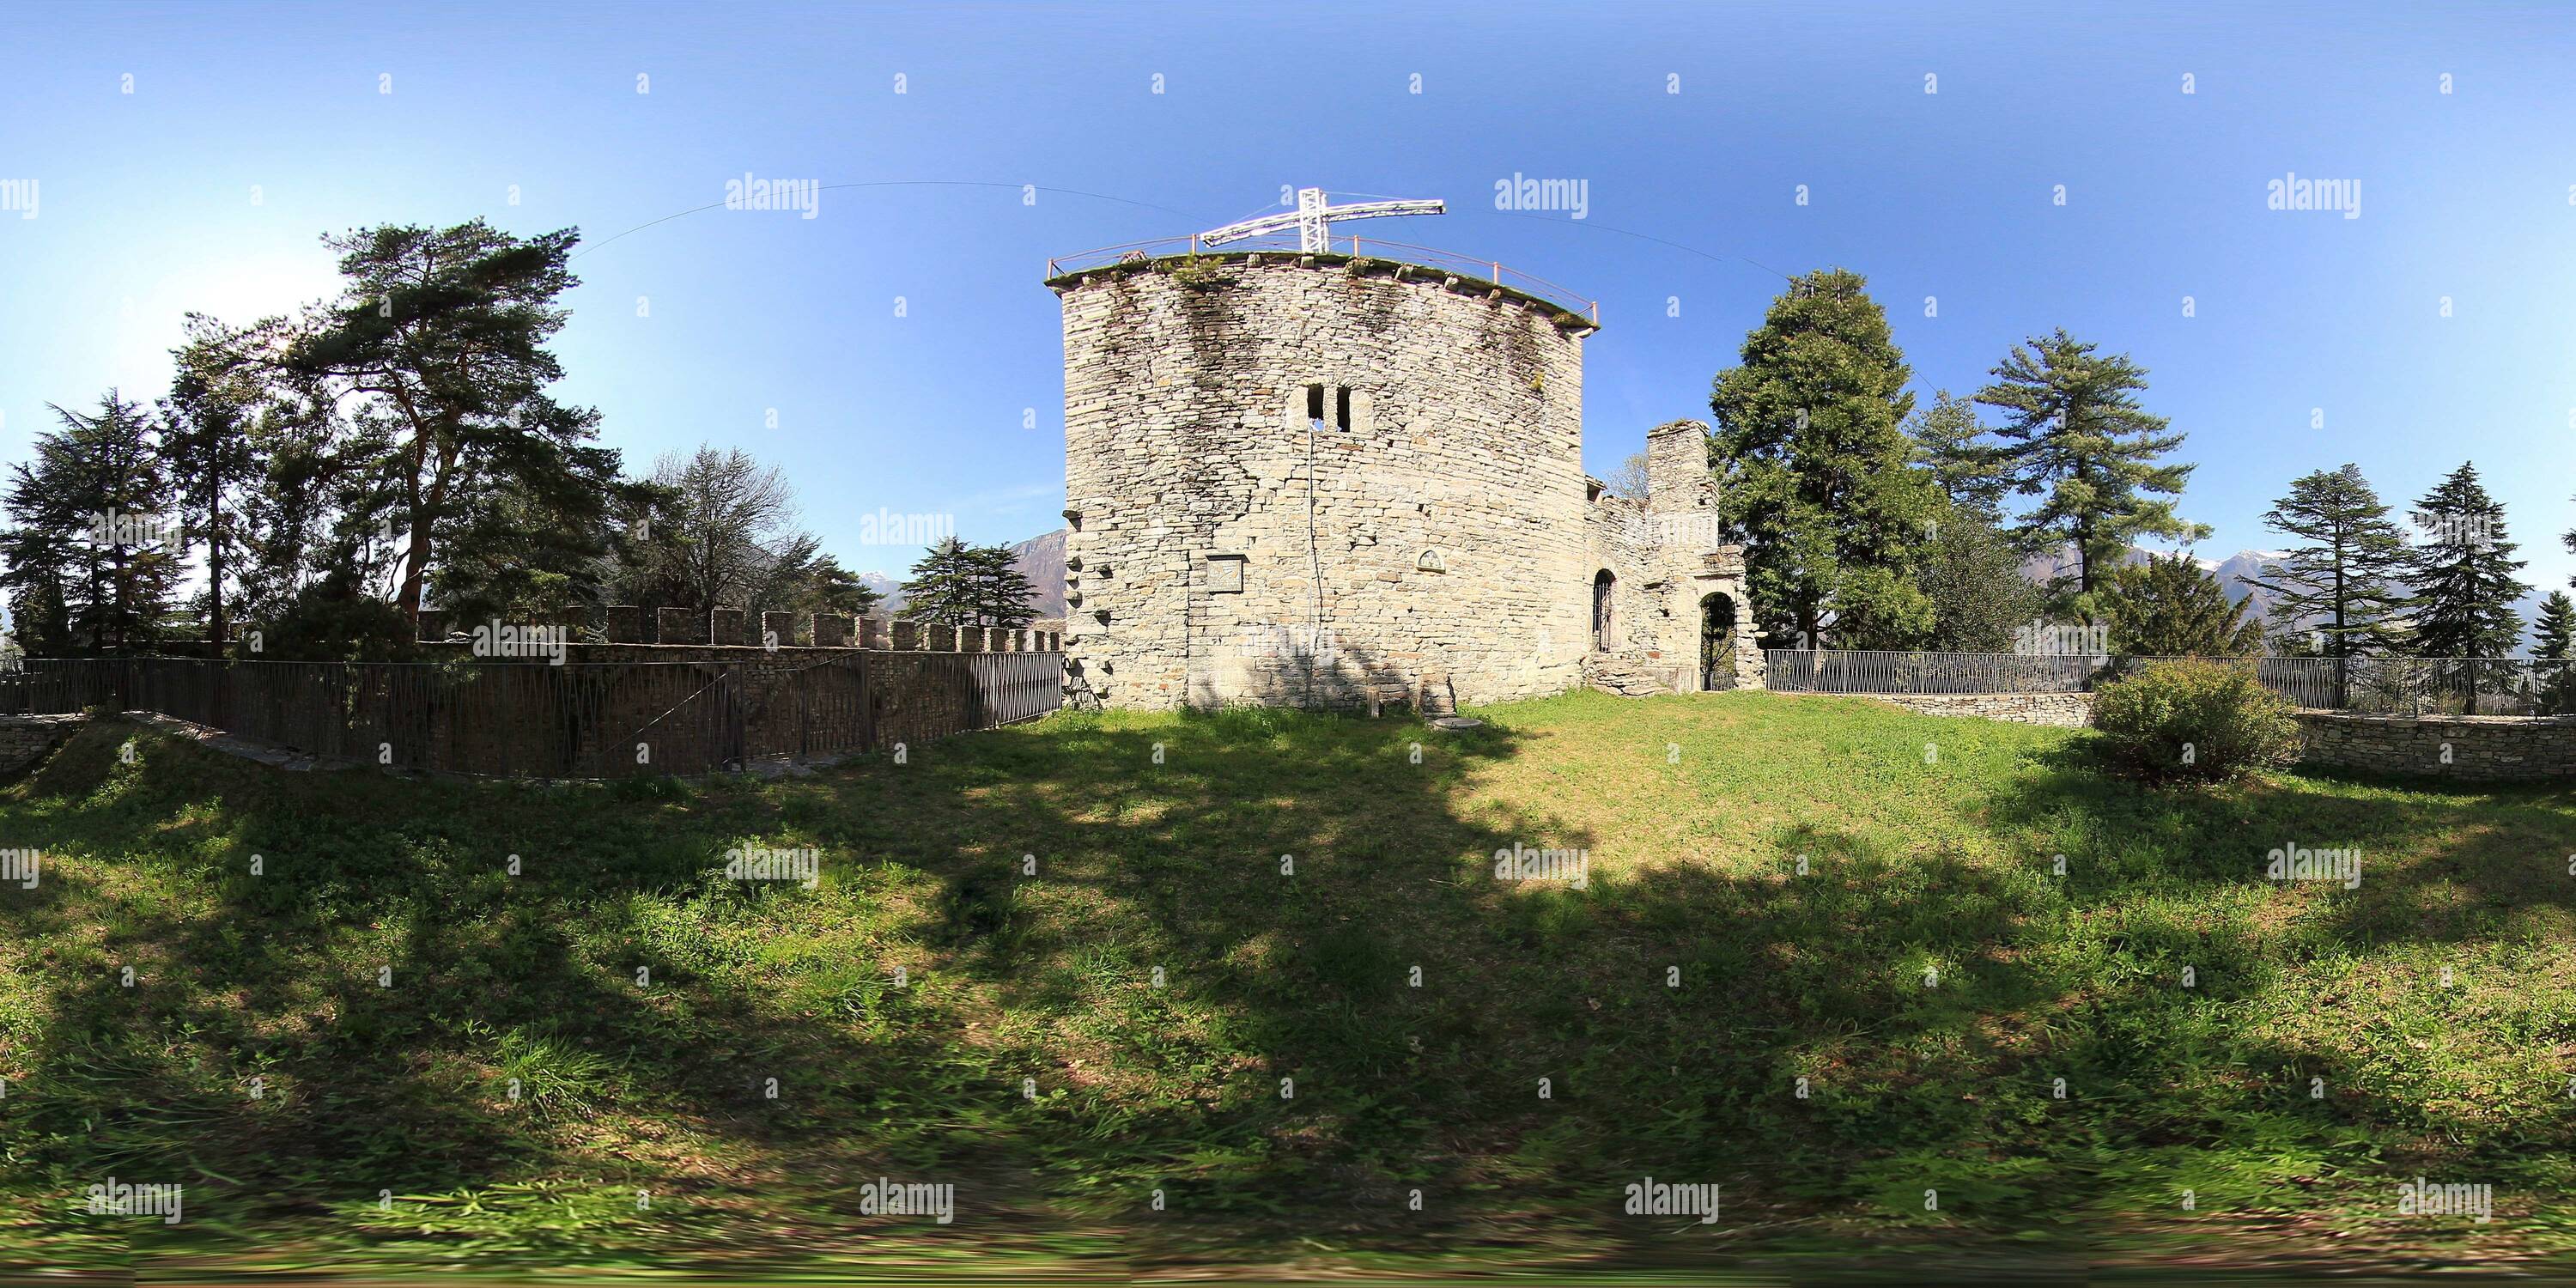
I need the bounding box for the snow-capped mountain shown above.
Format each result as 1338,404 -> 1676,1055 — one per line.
2018,545 -> 2291,621
853,528 -> 1067,620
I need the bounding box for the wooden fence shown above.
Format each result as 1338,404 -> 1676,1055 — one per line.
0,653 -> 1064,779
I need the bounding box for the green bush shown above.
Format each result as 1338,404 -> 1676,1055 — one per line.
2093,659 -> 2300,783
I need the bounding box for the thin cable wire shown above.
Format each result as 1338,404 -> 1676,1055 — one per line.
577,180 -> 1795,289
574,181 -> 1213,259
1491,210 -> 1795,283
1325,192 -> 1796,283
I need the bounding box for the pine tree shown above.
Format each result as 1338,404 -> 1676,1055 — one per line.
1710,268 -> 1941,648
1974,329 -> 2208,618
2242,465 -> 2415,705
791,555 -> 885,617
1915,507 -> 2046,652
165,329 -> 269,647
0,459 -> 73,656
211,220 -> 623,629
2099,552 -> 2264,657
0,392 -> 184,653
2404,462 -> 2526,661
968,544 -> 1039,629
898,538 -> 974,625
902,538 -> 1036,629
2532,591 -> 2576,714
1907,390 -> 2009,522
2536,592 -> 2576,659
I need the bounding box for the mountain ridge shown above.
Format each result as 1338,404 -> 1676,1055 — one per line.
853,528 -> 1068,619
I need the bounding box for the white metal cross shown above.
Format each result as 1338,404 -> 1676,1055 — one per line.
1200,187 -> 1445,253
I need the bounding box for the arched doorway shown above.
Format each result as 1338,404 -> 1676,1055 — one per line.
1592,570 -> 1616,651
1700,592 -> 1738,691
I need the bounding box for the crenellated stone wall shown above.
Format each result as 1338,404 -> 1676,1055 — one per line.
404,610 -> 1061,653
1050,252 -> 1756,711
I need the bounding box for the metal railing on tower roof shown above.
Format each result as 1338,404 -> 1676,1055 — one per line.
1044,232 -> 1601,327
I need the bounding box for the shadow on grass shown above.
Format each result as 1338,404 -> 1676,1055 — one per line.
1970,736 -> 2576,1206
0,702 -> 2566,1279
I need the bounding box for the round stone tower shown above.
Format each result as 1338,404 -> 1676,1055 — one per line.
1049,252 -> 1600,710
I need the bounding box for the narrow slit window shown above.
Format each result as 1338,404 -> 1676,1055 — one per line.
1305,384 -> 1325,426
1334,386 -> 1352,430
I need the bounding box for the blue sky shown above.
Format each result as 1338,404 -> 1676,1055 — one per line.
3,1 -> 2572,596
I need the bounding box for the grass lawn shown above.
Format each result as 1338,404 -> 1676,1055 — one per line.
1,689 -> 2570,1281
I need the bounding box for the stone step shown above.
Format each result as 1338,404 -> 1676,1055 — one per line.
1582,653 -> 1672,697
1416,672 -> 1456,717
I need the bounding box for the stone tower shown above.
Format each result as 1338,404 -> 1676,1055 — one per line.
1049,249 -> 1755,710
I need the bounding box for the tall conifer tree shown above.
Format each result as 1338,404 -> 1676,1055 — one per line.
2405,462 -> 2526,660
1975,329 -> 2206,618
1710,268 -> 1941,648
2243,464 -> 2415,706
2531,591 -> 2576,714
0,393 -> 184,653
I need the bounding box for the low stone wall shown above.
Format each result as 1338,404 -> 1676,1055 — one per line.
0,714 -> 85,775
2293,710 -> 2576,782
1787,690 -> 2576,781
1856,691 -> 2099,727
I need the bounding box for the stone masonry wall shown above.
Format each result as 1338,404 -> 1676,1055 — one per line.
1857,691 -> 2101,727
1788,692 -> 2576,779
1579,419 -> 1761,696
1055,254 -> 1601,710
0,714 -> 84,775
2293,710 -> 2576,781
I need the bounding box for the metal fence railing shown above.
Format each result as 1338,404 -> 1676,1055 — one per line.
0,653 -> 1065,779
1043,233 -> 1602,325
1757,650 -> 2104,696
1760,649 -> 2576,717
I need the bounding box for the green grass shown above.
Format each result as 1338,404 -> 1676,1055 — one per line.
1,690 -> 2571,1281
